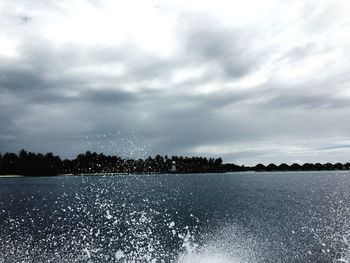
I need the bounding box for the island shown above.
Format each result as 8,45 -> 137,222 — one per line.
0,149 -> 350,176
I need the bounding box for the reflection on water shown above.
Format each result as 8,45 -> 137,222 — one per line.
1,171 -> 350,262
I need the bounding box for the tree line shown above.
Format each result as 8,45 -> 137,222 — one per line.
0,149 -> 349,176
0,150 -> 224,176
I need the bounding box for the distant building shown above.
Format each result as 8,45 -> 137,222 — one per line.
170,161 -> 177,173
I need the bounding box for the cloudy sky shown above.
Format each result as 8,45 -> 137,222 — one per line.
1,0 -> 350,165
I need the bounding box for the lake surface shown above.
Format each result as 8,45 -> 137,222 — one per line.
1,171 -> 350,262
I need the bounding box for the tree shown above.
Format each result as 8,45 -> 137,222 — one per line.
254,164 -> 266,171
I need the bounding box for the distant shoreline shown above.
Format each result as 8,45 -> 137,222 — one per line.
0,175 -> 25,178
2,149 -> 350,176
2,170 -> 350,178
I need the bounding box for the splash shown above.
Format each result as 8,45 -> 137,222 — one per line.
0,175 -> 202,262
175,220 -> 260,263
0,174 -> 261,263
85,131 -> 153,160
3,172 -> 350,262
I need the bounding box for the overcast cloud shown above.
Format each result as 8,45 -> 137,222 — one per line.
1,0 -> 350,165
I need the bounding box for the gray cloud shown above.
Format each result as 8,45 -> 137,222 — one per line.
319,145 -> 350,151
81,89 -> 137,104
176,14 -> 265,80
0,70 -> 45,91
1,0 -> 350,165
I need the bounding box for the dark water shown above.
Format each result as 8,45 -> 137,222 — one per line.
1,171 -> 350,262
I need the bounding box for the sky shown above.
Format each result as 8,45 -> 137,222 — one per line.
1,0 -> 350,165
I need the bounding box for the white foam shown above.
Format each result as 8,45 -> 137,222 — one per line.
178,253 -> 233,263
105,210 -> 113,220
115,250 -> 125,260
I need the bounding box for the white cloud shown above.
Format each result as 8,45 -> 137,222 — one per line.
1,0 -> 350,164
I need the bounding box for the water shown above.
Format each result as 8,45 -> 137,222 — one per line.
1,171 -> 350,262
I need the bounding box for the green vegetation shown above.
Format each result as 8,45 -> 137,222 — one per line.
0,149 -> 349,176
